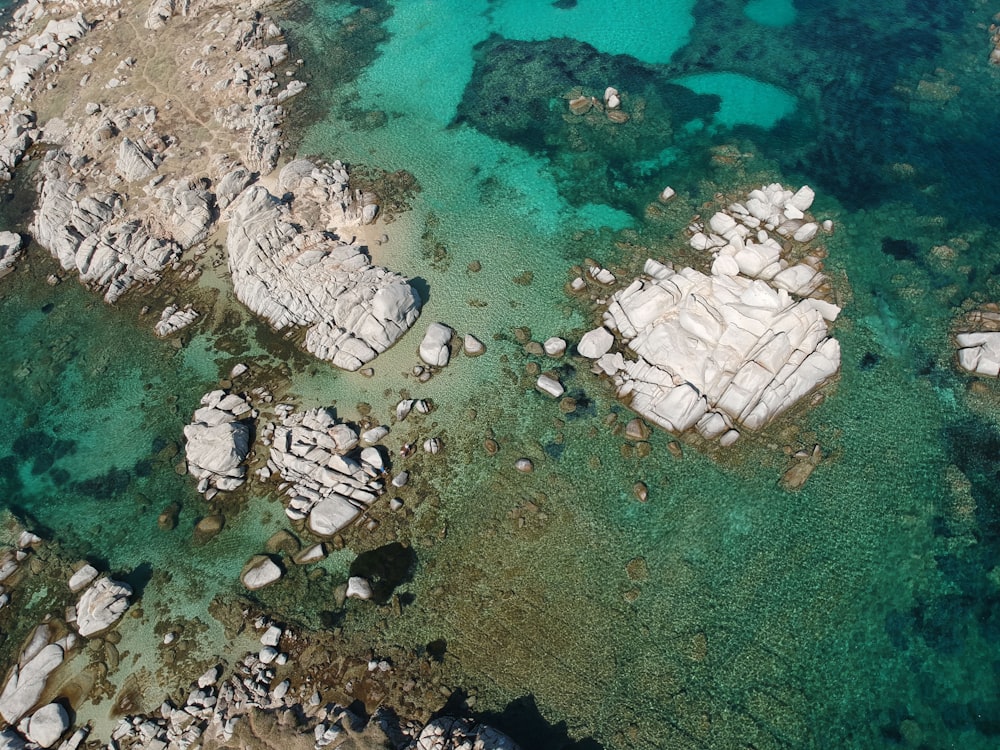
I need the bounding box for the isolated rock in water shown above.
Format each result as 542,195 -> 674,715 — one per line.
241,556 -> 282,590
226,176 -> 421,371
406,717 -> 520,750
25,703 -> 69,748
419,322 -> 453,367
184,390 -> 252,494
536,374 -> 564,398
955,306 -> 1000,377
346,576 -> 373,600
543,336 -> 567,357
463,334 -> 485,357
75,577 -> 132,637
155,304 -> 200,337
0,644 -> 64,724
0,231 -> 24,278
266,406 -> 387,536
600,258 -> 840,442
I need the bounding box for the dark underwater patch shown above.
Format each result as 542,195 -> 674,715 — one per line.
881,238 -> 919,261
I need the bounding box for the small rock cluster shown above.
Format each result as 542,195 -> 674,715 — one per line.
261,406 -> 388,537
183,389 -> 254,497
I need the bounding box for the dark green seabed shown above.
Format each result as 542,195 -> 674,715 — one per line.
4,0 -> 1000,747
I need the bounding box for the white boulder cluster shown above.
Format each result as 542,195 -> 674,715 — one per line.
578,184 -> 841,446
955,306 -> 1000,377
689,183 -> 831,297
261,407 -> 388,537
32,152 -> 183,304
0,624 -> 72,727
72,577 -> 132,637
408,717 -> 520,750
226,161 -> 421,371
183,389 -> 254,496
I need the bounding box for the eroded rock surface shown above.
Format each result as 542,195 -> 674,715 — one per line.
261,406 -> 387,536
227,164 -> 421,370
184,389 -> 253,494
586,184 -> 841,446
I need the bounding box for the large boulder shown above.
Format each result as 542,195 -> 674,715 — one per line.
419,322 -> 453,367
0,644 -> 64,724
241,556 -> 282,590
75,578 -> 131,637
0,231 -> 23,278
25,703 -> 69,748
184,390 -> 253,494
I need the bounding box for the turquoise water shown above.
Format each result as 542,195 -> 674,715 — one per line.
4,0 -> 1000,747
744,0 -> 797,27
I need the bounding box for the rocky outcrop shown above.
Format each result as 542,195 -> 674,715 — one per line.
688,183 -> 831,298
32,154 -> 181,303
184,389 -> 253,494
226,168 -> 421,371
0,111 -> 38,182
261,406 -> 386,536
0,231 -> 23,278
145,0 -> 174,30
596,259 -> 840,445
407,717 -> 519,750
155,304 -> 199,336
580,184 -> 841,447
74,577 -> 131,637
955,305 -> 1000,377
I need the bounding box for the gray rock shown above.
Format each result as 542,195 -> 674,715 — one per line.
241,557 -> 282,590
116,137 -> 158,182
0,231 -> 23,278
406,717 -> 519,750
226,176 -> 421,371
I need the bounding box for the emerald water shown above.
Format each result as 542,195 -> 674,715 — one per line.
4,0 -> 1000,747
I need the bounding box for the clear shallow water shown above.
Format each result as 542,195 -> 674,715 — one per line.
4,0 -> 1000,748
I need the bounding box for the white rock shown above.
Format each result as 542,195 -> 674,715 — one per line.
419,322 -> 453,367
361,425 -> 389,444
0,644 -> 64,724
75,578 -> 131,637
578,327 -> 614,359
658,186 -> 676,203
956,331 -> 1000,377
25,703 -> 68,748
463,334 -> 485,357
260,626 -> 282,647
514,458 -> 533,473
67,564 -> 98,593
241,558 -> 282,590
536,375 -> 564,398
308,497 -> 361,536
346,576 -> 373,600
543,337 -> 567,357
